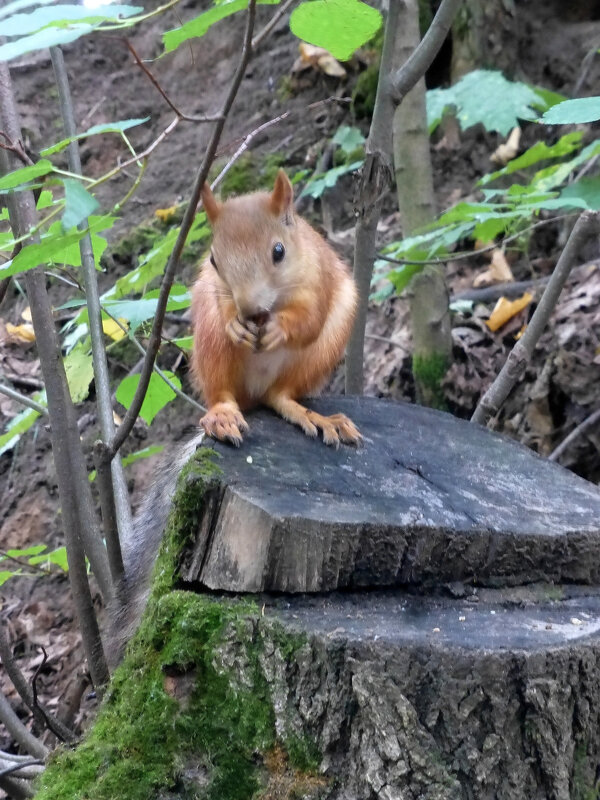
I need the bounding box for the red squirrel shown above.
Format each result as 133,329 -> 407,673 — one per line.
190,169 -> 361,447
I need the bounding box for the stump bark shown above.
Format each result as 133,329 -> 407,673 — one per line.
37,398 -> 600,800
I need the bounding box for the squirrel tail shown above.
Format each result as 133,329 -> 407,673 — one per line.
107,432 -> 205,665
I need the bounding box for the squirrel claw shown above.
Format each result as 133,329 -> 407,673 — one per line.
200,403 -> 249,446
226,317 -> 259,351
259,318 -> 287,352
306,411 -> 362,448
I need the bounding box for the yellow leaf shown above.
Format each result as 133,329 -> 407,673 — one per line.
21,306 -> 32,322
102,317 -> 128,341
486,292 -> 533,332
155,206 -> 178,223
6,322 -> 35,343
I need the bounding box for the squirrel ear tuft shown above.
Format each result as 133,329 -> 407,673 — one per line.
201,183 -> 221,224
270,169 -> 294,224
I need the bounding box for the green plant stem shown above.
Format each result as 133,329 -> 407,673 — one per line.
472,210 -> 600,426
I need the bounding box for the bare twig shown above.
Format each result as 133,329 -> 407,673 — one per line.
0,60 -> 111,688
549,407 -> 600,462
51,45 -> 130,581
124,39 -> 224,123
390,0 -> 463,102
0,382 -> 48,415
106,0 -> 258,460
0,759 -> 44,779
471,211 -> 600,426
0,689 -> 48,760
0,621 -> 76,744
365,332 -> 409,352
211,111 -> 290,191
251,0 -> 296,50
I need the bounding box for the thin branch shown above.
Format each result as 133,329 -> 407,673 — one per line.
471,210 -> 600,426
549,407 -> 600,462
107,0 -> 258,459
0,621 -> 76,744
365,332 -> 409,352
0,59 -> 111,688
211,111 -> 290,191
0,382 -> 48,415
0,689 -> 48,760
124,38 -> 224,123
51,45 -> 131,580
0,758 -> 44,779
390,0 -> 463,102
377,214 -> 576,268
251,0 -> 296,50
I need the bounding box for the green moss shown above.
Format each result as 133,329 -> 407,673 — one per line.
412,352 -> 449,411
35,448 -> 322,800
213,154 -> 285,200
572,740 -> 599,800
285,734 -> 322,773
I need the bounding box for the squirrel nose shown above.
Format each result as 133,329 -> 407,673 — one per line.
246,310 -> 270,328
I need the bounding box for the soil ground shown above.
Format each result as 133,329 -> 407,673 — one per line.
1,0 -> 600,783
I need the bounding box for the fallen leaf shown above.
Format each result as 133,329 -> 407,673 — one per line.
486,292 -> 533,332
474,249 -> 515,287
292,43 -> 346,77
6,322 -> 36,343
490,126 -> 521,165
155,206 -> 178,223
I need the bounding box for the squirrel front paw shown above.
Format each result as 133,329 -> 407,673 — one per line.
226,317 -> 259,351
200,403 -> 249,447
259,317 -> 287,352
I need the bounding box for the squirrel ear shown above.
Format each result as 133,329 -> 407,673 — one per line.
270,169 -> 294,224
201,182 -> 221,224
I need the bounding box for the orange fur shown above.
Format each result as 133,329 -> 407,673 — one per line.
191,169 -> 360,447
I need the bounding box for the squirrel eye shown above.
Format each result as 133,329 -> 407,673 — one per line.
210,252 -> 218,273
272,242 -> 285,264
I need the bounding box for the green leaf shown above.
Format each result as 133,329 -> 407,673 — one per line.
63,345 -> 94,403
386,262 -> 423,295
103,285 -> 191,331
29,546 -> 68,570
300,160 -> 363,198
61,179 -> 99,231
121,444 -> 164,467
109,228 -> 178,298
479,132 -> 583,186
0,159 -> 53,192
290,0 -> 382,61
41,118 -> 150,157
560,177 -> 600,211
531,140 -> 600,193
1,215 -> 115,278
426,70 -> 550,135
37,189 -> 55,209
116,372 -> 181,425
0,5 -> 142,61
143,284 -> 191,311
331,125 -> 365,154
4,545 -> 46,558
542,97 -> 600,125
0,394 -> 45,456
0,0 -> 55,22
0,570 -> 22,586
163,0 -> 278,53
172,335 -> 193,350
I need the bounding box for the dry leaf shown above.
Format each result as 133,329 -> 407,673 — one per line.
155,206 -> 177,223
486,292 -> 533,332
292,43 -> 346,77
490,126 -> 521,165
473,249 -> 515,287
21,306 -> 32,322
6,321 -> 36,343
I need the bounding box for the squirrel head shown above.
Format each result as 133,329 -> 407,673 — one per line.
201,170 -> 305,325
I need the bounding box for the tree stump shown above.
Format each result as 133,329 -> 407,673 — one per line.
36,398 -> 600,800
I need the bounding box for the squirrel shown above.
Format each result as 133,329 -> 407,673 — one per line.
109,170 -> 361,662
191,168 -> 362,447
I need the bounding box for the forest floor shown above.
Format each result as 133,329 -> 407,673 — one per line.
1,0 -> 600,775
